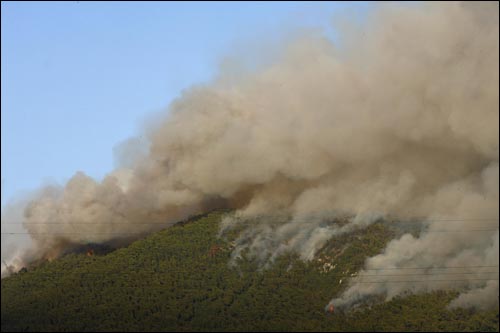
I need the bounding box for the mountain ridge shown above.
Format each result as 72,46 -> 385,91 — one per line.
2,211 -> 498,332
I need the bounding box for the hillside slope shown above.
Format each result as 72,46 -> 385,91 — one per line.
1,212 -> 499,332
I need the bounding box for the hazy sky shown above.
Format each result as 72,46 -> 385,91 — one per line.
1,1 -> 371,207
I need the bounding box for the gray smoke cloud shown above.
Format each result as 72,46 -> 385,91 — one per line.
1,2 -> 498,309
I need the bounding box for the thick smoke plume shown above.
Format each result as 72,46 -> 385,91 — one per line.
2,2 -> 498,309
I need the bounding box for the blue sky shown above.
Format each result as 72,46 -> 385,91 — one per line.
1,1 -> 371,207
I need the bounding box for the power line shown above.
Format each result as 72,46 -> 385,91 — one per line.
348,272 -> 499,277
2,228 -> 498,235
355,278 -> 499,284
1,232 -> 151,235
358,265 -> 499,271
230,218 -> 500,223
11,271 -> 498,278
4,277 -> 499,285
6,265 -> 498,275
417,229 -> 498,232
3,218 -> 498,225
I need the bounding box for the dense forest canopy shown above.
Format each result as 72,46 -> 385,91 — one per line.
2,212 -> 498,332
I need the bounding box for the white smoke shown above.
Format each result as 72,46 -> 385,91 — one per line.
2,1 -> 498,309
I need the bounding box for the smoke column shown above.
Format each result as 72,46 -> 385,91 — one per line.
2,2 -> 498,309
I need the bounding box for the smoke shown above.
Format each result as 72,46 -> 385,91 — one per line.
2,2 -> 498,309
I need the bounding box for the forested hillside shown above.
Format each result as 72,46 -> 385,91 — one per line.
2,212 -> 498,332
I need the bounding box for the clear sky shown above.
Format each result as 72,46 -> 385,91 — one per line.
1,1 -> 371,208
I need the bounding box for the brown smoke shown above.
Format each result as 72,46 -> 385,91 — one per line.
2,2 -> 498,309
